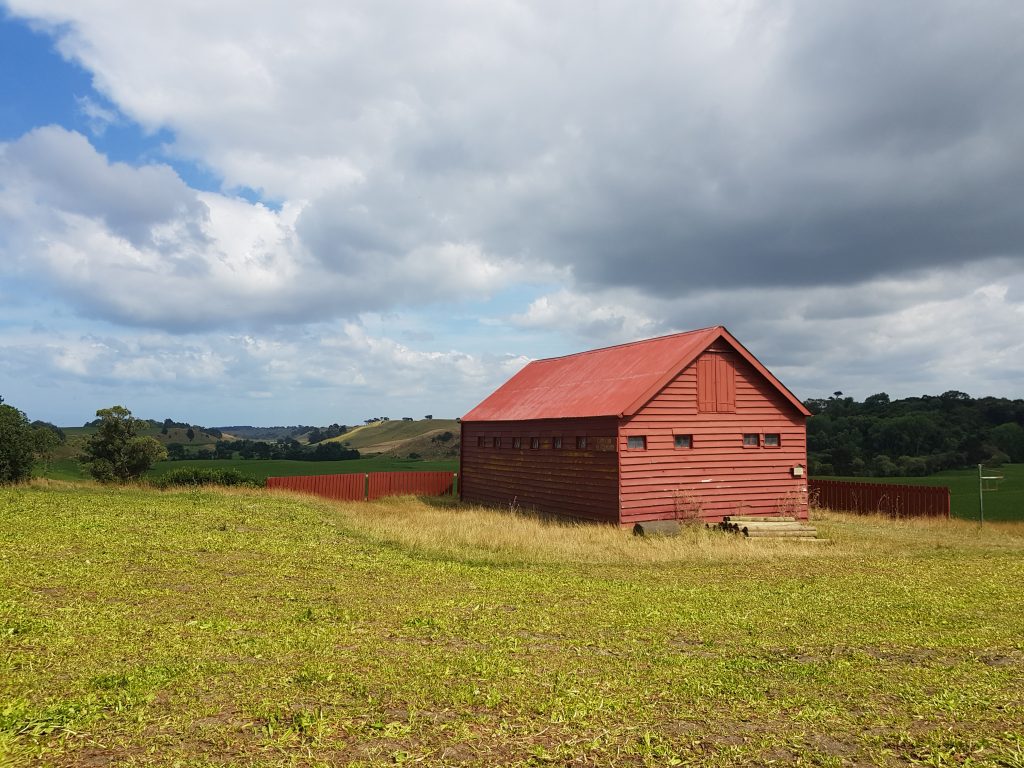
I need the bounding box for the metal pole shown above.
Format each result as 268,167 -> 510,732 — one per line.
978,463 -> 984,527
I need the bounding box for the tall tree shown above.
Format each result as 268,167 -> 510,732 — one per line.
81,406 -> 168,483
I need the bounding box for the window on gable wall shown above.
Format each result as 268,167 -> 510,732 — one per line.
764,433 -> 780,447
552,437 -> 562,449
576,436 -> 587,449
697,352 -> 736,413
627,435 -> 647,449
530,437 -> 540,449
494,437 -> 502,449
512,437 -> 522,448
674,434 -> 692,448
743,433 -> 759,447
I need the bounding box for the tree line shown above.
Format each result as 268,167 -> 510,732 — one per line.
166,438 -> 359,462
806,391 -> 1024,476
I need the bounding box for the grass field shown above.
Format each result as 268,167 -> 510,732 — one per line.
146,456 -> 460,482
36,456 -> 460,484
2,484 -> 1023,766
822,463 -> 1023,522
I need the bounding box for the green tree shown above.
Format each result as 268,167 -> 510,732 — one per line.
0,398 -> 36,484
186,427 -> 195,442
32,425 -> 61,474
989,422 -> 1024,463
81,406 -> 168,483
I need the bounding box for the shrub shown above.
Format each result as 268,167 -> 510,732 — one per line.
154,467 -> 263,489
0,402 -> 35,485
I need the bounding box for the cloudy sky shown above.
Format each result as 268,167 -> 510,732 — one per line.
1,1 -> 1022,427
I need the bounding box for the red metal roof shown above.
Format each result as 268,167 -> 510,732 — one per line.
463,326 -> 811,421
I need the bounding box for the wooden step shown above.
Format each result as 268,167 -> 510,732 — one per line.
725,515 -> 797,523
745,528 -> 817,538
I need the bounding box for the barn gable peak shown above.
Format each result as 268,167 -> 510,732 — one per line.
462,326 -> 810,422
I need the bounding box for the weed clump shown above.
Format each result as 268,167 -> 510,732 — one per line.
153,466 -> 263,489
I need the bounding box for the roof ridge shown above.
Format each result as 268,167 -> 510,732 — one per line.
531,325 -> 721,364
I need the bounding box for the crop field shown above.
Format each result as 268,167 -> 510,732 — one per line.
2,485 -> 1024,766
821,463 -> 1023,522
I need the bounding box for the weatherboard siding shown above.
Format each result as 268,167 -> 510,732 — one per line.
619,349 -> 807,523
460,418 -> 619,522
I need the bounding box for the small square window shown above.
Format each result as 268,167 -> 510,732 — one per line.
764,434 -> 780,447
512,437 -> 522,449
530,437 -> 540,449
627,435 -> 647,450
552,437 -> 562,449
576,436 -> 587,450
743,433 -> 759,447
674,434 -> 693,449
494,437 -> 502,449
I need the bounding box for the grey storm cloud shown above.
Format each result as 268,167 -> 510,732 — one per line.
270,0 -> 1024,299
485,2 -> 1024,295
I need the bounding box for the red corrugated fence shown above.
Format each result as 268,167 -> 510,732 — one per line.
809,479 -> 950,518
267,471 -> 456,502
368,471 -> 455,499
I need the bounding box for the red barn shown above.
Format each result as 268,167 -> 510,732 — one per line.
460,326 -> 811,526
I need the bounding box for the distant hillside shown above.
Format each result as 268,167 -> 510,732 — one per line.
382,428 -> 460,461
215,425 -> 313,441
327,419 -> 461,453
56,421 -> 226,462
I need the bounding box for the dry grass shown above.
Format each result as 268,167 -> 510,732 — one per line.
269,490 -> 1024,567
275,492 -> 806,565
811,506 -> 1024,552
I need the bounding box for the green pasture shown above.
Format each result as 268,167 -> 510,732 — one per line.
146,456 -> 460,482
35,456 -> 459,484
821,463 -> 1023,522
2,485 -> 1023,766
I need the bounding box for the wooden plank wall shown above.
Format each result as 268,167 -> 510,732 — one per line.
619,349 -> 808,524
460,417 -> 619,522
810,479 -> 950,518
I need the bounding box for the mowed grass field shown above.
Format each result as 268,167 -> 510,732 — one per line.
821,463 -> 1023,522
2,485 -> 1024,766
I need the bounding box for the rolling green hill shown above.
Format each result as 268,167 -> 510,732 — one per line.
326,418 -> 460,452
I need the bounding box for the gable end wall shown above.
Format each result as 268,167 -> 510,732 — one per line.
618,349 -> 807,523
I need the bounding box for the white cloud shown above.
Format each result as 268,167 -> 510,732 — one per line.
0,127 -> 525,331
513,288 -> 662,343
515,263 -> 1024,401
